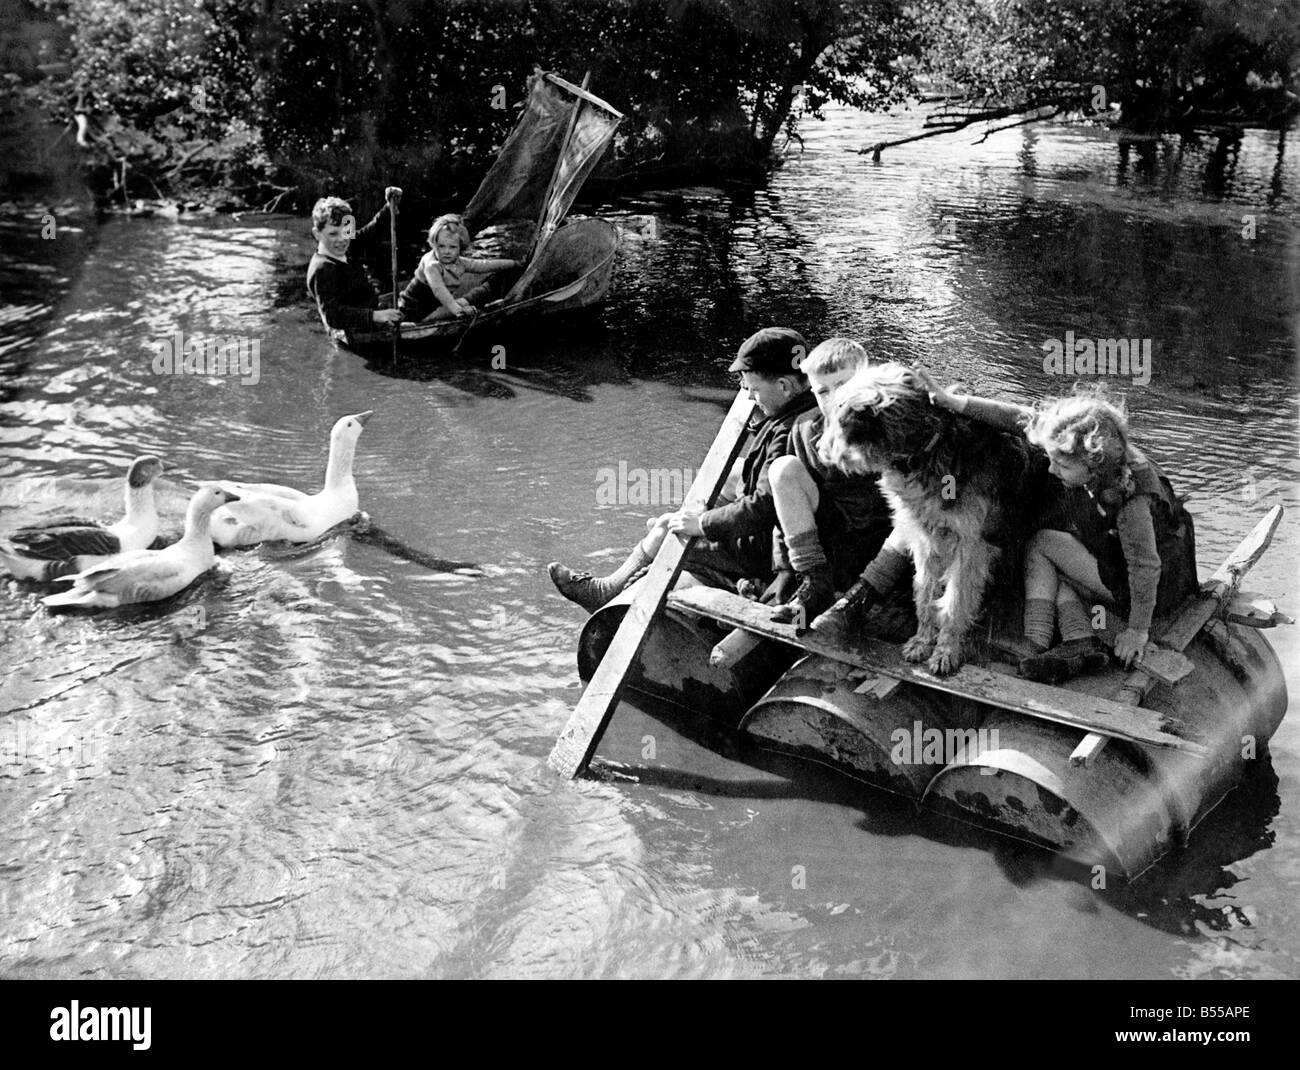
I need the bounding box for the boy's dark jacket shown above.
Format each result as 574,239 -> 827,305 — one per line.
698,390 -> 817,571
305,205 -> 389,343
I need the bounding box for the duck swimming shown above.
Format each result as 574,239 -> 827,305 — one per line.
1,455 -> 165,581
43,484 -> 238,609
209,411 -> 372,547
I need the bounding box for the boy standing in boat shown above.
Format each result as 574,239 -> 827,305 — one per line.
766,338 -> 898,627
306,186 -> 405,347
549,327 -> 816,610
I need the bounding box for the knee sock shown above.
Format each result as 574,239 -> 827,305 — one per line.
605,542 -> 654,590
1023,598 -> 1056,651
1057,596 -> 1094,643
861,546 -> 910,595
786,530 -> 827,575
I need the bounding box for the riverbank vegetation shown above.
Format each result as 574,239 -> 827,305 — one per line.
4,0 -> 1296,211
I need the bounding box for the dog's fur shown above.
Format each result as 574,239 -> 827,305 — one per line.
819,363 -> 1049,674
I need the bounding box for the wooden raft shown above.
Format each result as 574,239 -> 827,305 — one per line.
667,585 -> 1210,756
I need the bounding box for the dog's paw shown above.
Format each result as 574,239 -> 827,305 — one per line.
927,643 -> 962,676
902,634 -> 936,662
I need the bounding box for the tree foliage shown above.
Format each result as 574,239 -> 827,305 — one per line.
10,0 -> 1296,207
913,0 -> 1300,132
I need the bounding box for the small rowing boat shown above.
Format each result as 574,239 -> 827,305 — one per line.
355,72 -> 624,351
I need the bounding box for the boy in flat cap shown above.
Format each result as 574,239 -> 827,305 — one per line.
548,326 -> 816,610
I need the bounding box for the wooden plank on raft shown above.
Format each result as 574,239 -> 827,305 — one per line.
1069,504 -> 1285,766
548,390 -> 756,778
668,586 -> 1208,755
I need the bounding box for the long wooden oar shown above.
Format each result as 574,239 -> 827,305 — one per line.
389,192 -> 400,361
549,390 -> 755,778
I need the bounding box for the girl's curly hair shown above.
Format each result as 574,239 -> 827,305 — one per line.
1024,383 -> 1130,484
427,214 -> 472,252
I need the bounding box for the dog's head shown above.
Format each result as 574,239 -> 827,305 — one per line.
818,362 -> 940,475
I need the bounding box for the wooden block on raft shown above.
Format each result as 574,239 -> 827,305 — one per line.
853,674 -> 902,700
1069,733 -> 1109,768
1135,647 -> 1195,688
667,586 -> 1209,756
710,626 -> 763,670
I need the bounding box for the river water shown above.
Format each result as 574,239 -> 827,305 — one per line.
1,107 -> 1297,979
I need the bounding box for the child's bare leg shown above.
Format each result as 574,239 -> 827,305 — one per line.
1027,529 -> 1111,600
1022,528 -> 1109,651
638,514 -> 672,558
770,456 -> 820,542
718,458 -> 744,503
768,457 -> 833,625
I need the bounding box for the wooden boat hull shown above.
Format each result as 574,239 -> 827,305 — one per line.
397,217 -> 619,345
579,584 -> 1287,878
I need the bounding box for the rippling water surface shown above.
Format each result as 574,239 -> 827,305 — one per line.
2,107 -> 1298,978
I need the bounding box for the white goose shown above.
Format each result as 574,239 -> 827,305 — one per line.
1,455 -> 165,581
209,411 -> 372,548
43,484 -> 238,609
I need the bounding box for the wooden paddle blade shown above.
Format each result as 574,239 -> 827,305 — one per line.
549,390 -> 756,778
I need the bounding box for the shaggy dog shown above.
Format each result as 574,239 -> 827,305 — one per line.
819,363 -> 1049,675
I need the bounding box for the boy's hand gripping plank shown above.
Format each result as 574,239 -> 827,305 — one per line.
549,391 -> 756,779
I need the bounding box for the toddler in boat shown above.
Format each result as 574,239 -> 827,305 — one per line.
398,214 -> 523,321
548,327 -> 817,611
918,372 -> 1197,682
764,338 -> 898,628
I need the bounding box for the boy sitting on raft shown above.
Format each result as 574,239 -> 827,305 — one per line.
548,326 -> 817,610
766,338 -> 895,627
398,214 -> 523,321
306,186 -> 405,346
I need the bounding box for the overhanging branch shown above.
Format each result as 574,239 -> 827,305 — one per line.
846,96 -> 1086,159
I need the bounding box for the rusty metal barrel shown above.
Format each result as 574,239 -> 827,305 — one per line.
921,625 -> 1287,876
740,654 -> 982,799
577,582 -> 796,724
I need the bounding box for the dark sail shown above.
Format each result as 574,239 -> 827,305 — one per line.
462,72 -> 622,238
